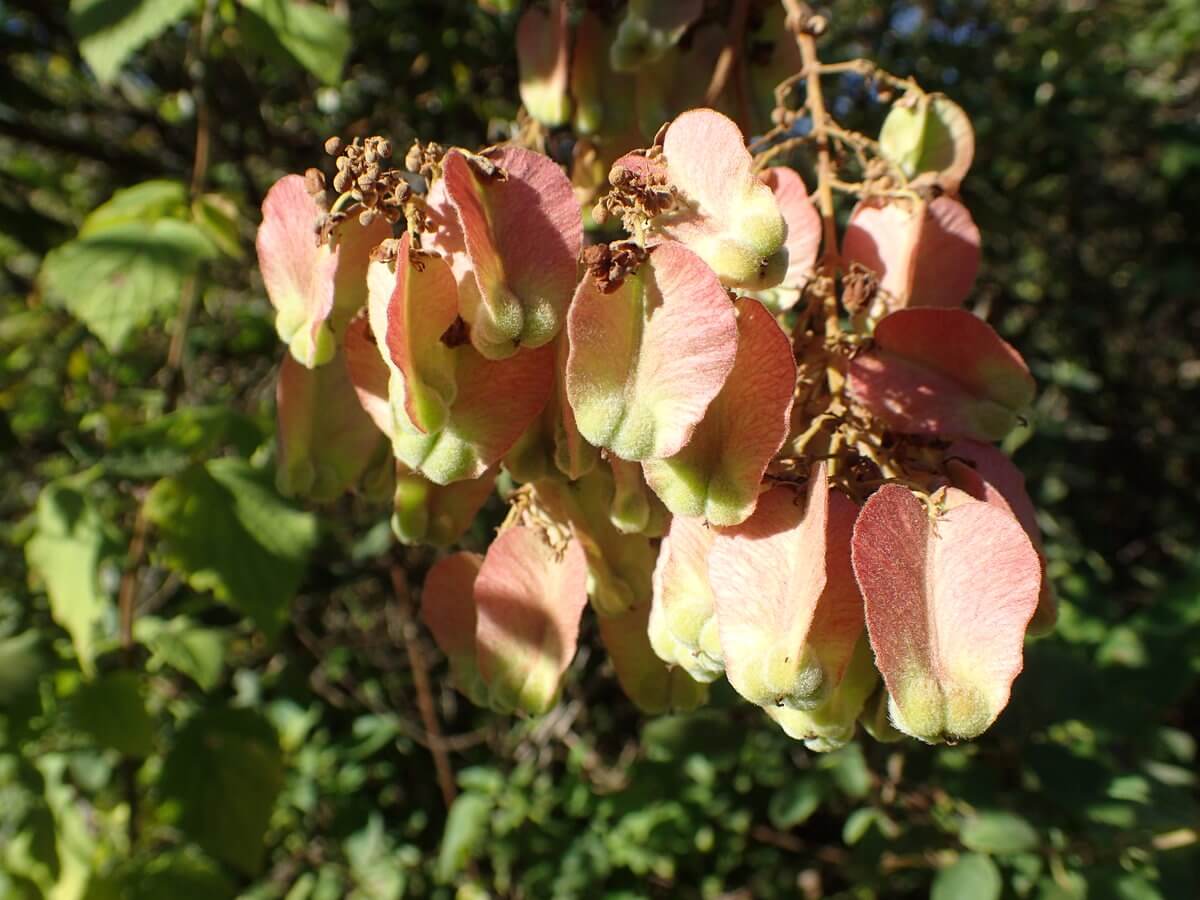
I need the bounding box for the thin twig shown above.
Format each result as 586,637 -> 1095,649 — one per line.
388,564 -> 458,809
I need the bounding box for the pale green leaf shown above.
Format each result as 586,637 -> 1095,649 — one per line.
144,459 -> 318,635
79,180 -> 189,236
0,632 -> 44,704
960,810 -> 1040,855
40,219 -> 217,351
932,853 -> 1002,900
160,707 -> 283,877
240,0 -> 351,86
25,482 -> 111,676
69,0 -> 197,85
134,616 -> 227,691
436,793 -> 492,883
192,192 -> 244,258
767,777 -> 825,829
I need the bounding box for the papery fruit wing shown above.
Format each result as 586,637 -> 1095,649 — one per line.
566,240 -> 737,461
366,233 -> 459,434
842,196 -> 980,311
651,514 -> 723,682
656,108 -> 787,289
421,552 -> 488,705
257,175 -> 388,367
847,308 -> 1034,441
879,93 -> 974,192
643,297 -> 794,526
851,484 -> 1040,742
708,472 -> 829,709
474,527 -> 589,715
393,469 -> 496,547
441,146 -> 581,358
946,440 -> 1055,633
516,0 -> 571,127
276,348 -> 385,502
756,166 -> 822,310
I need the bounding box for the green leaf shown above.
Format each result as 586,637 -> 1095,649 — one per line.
191,193 -> 244,259
144,459 -> 318,635
25,481 -> 111,675
819,743 -> 872,799
240,0 -> 351,86
134,616 -> 226,691
960,810 -> 1040,856
84,849 -> 237,900
0,632 -> 44,704
842,807 -> 878,846
160,707 -> 284,877
105,405 -> 265,479
65,672 -> 155,757
932,853 -> 1002,900
436,792 -> 492,883
40,219 -> 217,351
79,180 -> 189,235
767,777 -> 825,829
69,0 -> 198,86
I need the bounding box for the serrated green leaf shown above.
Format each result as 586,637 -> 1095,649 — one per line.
240,0 -> 351,86
40,219 -> 217,351
960,810 -> 1040,855
932,853 -> 1002,900
69,0 -> 197,85
65,672 -> 155,757
144,459 -> 318,635
436,793 -> 492,883
25,482 -> 111,676
160,707 -> 283,877
79,180 -> 189,235
767,777 -> 824,829
134,616 -> 226,691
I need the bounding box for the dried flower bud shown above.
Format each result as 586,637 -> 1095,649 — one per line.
304,167 -> 325,196
333,170 -> 353,193
324,136 -> 343,157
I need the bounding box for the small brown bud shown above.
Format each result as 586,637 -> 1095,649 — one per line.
325,136 -> 344,156
404,142 -> 423,172
304,167 -> 326,196
377,139 -> 393,159
333,170 -> 353,193
359,208 -> 378,227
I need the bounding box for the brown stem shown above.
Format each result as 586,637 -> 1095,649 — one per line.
388,564 -> 458,810
705,0 -> 751,130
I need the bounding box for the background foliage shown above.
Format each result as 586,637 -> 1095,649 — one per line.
1,0 -> 1199,897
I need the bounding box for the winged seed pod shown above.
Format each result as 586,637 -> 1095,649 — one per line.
650,515 -> 724,683
878,92 -> 975,193
426,146 -> 581,359
852,484 -> 1041,743
257,174 -> 390,367
708,466 -> 863,711
516,0 -> 571,127
841,196 -> 981,311
847,307 -> 1036,441
275,349 -> 386,502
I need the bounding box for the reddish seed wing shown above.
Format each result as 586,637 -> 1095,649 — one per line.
643,297 -> 795,526
421,552 -> 487,705
807,490 -> 866,689
257,175 -> 388,367
847,307 -> 1035,441
421,552 -> 483,662
392,469 -> 497,547
851,484 -> 1041,742
366,233 -> 459,434
517,0 -> 571,127
652,109 -> 788,289
566,240 -> 737,461
755,167 -> 822,310
650,514 -> 723,682
708,474 -> 830,709
275,349 -> 385,502
342,314 -> 394,437
945,440 -> 1056,633
842,196 -> 980,311
441,146 -> 581,358
474,528 -> 589,715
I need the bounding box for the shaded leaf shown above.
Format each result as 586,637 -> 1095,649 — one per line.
240,0 -> 351,86
960,811 -> 1040,856
65,672 -> 155,757
160,707 -> 284,876
932,853 -> 1002,900
144,459 -> 318,636
69,0 -> 196,86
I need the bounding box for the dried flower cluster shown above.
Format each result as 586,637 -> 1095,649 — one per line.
256,4 -> 1048,750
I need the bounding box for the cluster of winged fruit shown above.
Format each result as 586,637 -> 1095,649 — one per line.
257,68 -> 1050,750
